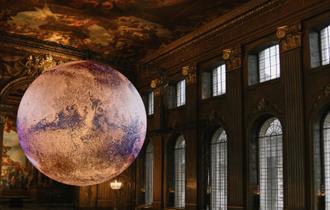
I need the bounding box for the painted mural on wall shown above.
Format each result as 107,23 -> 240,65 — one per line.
1,116 -> 28,190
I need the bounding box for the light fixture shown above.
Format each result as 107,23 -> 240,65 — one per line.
110,180 -> 123,210
110,180 -> 123,190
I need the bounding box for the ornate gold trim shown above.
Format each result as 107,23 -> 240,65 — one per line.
222,47 -> 242,71
182,65 -> 196,85
276,24 -> 302,52
150,78 -> 166,96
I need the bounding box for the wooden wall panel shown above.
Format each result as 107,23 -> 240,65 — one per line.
133,1 -> 330,210
281,47 -> 306,209
226,68 -> 244,210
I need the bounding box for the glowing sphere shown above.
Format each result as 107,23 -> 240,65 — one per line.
17,60 -> 146,186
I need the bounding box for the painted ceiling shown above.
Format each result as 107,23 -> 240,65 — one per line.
0,0 -> 249,64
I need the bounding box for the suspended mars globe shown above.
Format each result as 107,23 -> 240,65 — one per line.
17,60 -> 147,186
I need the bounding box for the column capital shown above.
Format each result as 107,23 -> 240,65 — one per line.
222,47 -> 242,71
181,65 -> 196,86
276,24 -> 302,53
150,77 -> 167,96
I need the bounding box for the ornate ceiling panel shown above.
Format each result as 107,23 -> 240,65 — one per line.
0,0 -> 248,64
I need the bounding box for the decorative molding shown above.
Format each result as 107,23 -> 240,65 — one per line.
223,47 -> 242,71
276,24 -> 302,53
207,109 -> 225,125
1,54 -> 65,81
150,77 -> 167,97
313,84 -> 330,108
142,0 -> 282,63
248,98 -> 283,120
0,54 -> 68,104
0,31 -> 86,60
181,65 -> 196,85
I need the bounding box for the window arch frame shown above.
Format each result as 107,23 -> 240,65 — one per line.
256,117 -> 284,210
174,135 -> 186,209
210,127 -> 228,210
317,110 -> 330,210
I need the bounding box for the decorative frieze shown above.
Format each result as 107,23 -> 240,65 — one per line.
222,47 -> 242,71
276,24 -> 302,53
1,54 -> 65,80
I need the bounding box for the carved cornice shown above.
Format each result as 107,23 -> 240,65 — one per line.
142,0 -> 282,63
222,47 -> 242,71
181,65 -> 196,85
276,24 -> 302,53
0,31 -> 86,59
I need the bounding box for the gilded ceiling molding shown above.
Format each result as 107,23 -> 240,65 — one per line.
26,54 -> 63,76
182,65 -> 196,85
276,24 -> 302,53
1,54 -> 63,81
222,47 -> 242,71
0,32 -> 87,60
1,54 -> 64,97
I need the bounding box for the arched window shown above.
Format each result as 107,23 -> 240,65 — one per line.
322,112 -> 330,209
211,128 -> 227,210
175,136 -> 185,208
145,142 -> 154,205
320,25 -> 330,66
258,118 -> 283,210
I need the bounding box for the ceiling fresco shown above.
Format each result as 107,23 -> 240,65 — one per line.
0,0 -> 249,63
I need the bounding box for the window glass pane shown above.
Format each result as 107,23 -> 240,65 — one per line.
145,143 -> 154,205
321,25 -> 330,66
211,129 -> 227,210
148,91 -> 154,115
176,80 -> 186,107
175,136 -> 185,208
259,45 -> 280,83
323,113 -> 330,210
258,118 -> 283,210
212,64 -> 226,96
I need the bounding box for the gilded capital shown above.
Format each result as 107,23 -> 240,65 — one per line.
276,24 -> 301,52
222,47 -> 242,71
150,78 -> 165,96
181,65 -> 196,85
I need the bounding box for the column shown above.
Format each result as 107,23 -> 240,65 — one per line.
277,24 -> 306,210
